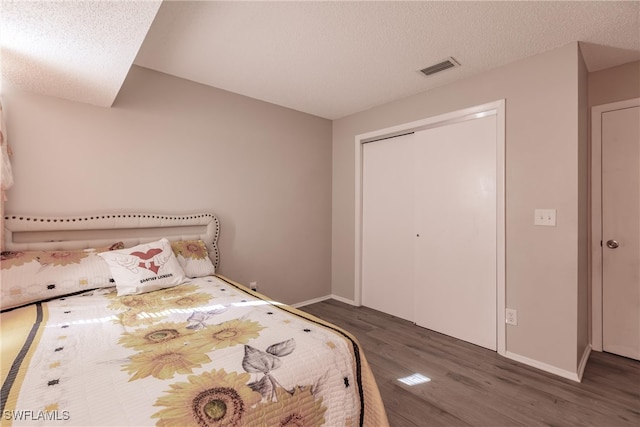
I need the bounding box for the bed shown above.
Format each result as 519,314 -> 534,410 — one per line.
1,213 -> 388,426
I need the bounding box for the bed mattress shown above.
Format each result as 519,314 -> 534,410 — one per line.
1,276 -> 387,426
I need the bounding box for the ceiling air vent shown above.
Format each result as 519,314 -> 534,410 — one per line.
419,57 -> 460,76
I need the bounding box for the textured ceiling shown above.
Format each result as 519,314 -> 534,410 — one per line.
0,0 -> 161,107
2,1 -> 639,118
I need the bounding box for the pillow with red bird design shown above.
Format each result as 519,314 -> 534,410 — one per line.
98,238 -> 186,296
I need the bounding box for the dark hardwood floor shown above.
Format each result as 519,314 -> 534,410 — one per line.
301,299 -> 640,427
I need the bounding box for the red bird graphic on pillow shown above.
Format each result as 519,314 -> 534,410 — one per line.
114,248 -> 171,275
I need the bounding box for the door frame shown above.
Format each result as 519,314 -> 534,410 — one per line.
591,97 -> 640,352
354,99 -> 506,355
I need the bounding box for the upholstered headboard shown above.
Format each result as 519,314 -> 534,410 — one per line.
2,213 -> 220,269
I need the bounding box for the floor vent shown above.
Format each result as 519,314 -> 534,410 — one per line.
419,57 -> 460,76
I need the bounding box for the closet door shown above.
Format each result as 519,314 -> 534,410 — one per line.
413,116 -> 497,350
362,133 -> 415,322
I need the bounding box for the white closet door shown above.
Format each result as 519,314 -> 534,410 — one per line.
362,133 -> 415,322
413,116 -> 497,350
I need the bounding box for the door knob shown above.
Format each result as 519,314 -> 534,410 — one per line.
606,240 -> 619,249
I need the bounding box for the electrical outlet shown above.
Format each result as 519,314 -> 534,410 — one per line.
505,308 -> 518,326
534,209 -> 556,226
249,282 -> 258,291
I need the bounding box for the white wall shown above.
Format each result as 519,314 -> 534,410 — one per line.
2,65 -> 333,306
332,43 -> 588,376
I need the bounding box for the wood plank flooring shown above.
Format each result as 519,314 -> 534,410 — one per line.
300,299 -> 640,427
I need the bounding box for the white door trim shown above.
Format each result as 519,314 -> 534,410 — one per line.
591,97 -> 640,352
354,99 -> 506,355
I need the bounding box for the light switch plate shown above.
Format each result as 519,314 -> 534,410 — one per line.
534,209 -> 556,226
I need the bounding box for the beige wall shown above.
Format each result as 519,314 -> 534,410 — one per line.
577,47 -> 590,365
333,43 -> 587,375
3,65 -> 332,305
589,61 -> 640,108
4,43 -> 628,378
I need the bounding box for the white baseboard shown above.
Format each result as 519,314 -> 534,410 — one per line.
504,351 -> 582,382
577,345 -> 592,381
291,294 -> 358,308
291,295 -> 332,308
329,294 -> 358,306
292,295 -> 592,384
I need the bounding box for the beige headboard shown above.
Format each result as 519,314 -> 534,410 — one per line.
2,213 -> 220,269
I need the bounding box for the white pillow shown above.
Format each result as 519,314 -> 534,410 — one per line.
99,238 -> 186,296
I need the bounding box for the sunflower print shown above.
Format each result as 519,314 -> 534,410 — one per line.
190,319 -> 264,350
118,321 -> 202,351
152,369 -> 261,427
107,241 -> 125,251
103,288 -> 119,299
37,250 -> 88,266
154,283 -> 200,298
44,403 -> 59,412
166,292 -> 213,309
113,310 -> 160,328
1,251 -> 39,269
244,386 -> 326,426
108,293 -> 166,312
8,288 -> 23,297
172,241 -> 208,260
123,342 -> 211,381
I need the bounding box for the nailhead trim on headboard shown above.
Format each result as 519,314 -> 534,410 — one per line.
4,213 -> 215,222
3,213 -> 221,269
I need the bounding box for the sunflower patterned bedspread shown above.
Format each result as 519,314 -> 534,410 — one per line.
1,276 -> 388,426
